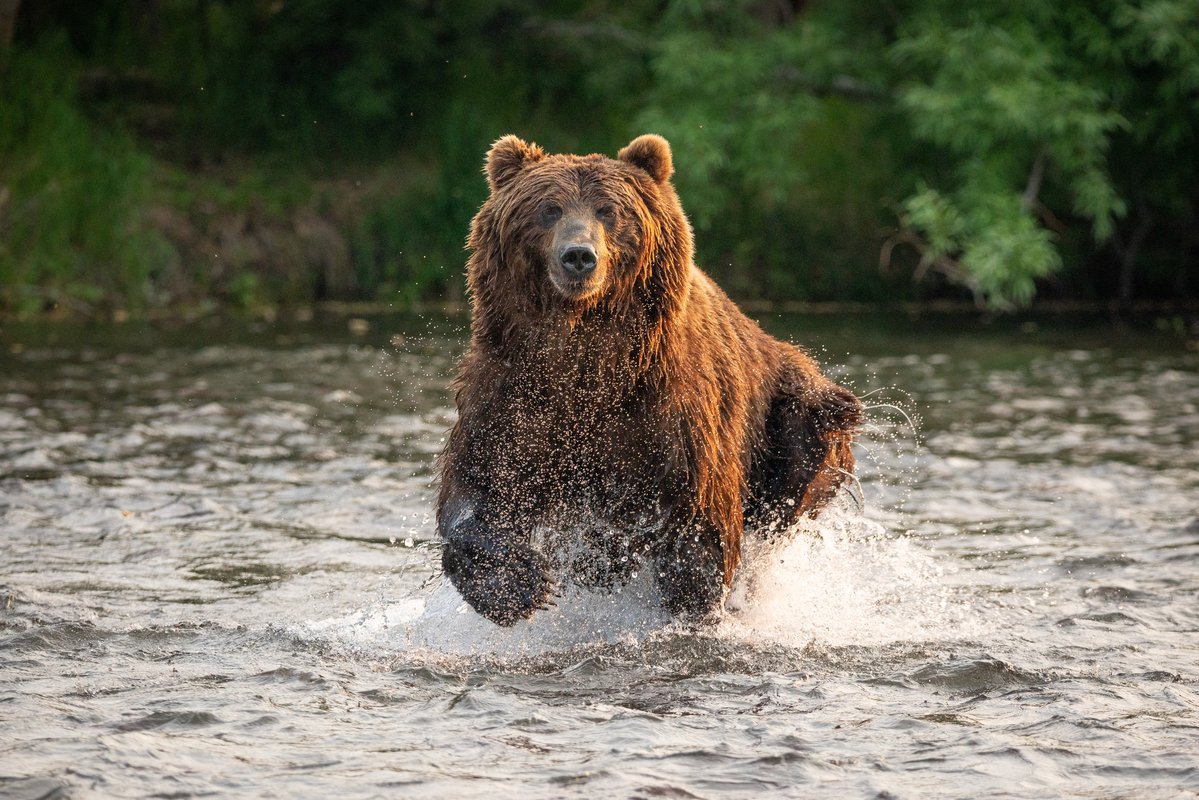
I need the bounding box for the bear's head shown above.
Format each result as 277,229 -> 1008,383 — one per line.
466,134 -> 694,336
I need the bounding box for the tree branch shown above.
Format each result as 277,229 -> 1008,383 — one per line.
0,0 -> 20,73
775,66 -> 890,102
1021,147 -> 1048,212
881,226 -> 984,306
521,19 -> 653,52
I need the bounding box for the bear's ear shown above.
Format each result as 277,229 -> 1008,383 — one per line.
485,135 -> 545,191
617,134 -> 674,184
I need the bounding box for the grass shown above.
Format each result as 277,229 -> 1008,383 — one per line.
0,37 -> 168,316
0,39 -> 470,319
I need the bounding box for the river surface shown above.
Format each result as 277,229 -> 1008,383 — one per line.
1,312 -> 1197,799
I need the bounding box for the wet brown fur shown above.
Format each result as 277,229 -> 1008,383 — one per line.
436,134 -> 862,625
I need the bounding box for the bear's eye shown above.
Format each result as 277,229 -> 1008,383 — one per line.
540,203 -> 562,224
596,205 -> 618,225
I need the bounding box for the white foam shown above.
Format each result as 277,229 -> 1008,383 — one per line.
298,569 -> 674,662
296,502 -> 981,662
722,505 -> 980,648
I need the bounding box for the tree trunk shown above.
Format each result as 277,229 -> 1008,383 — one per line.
0,0 -> 18,46
1114,204 -> 1151,321
0,0 -> 19,72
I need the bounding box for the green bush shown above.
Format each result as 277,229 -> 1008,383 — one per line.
0,37 -> 167,315
3,1 -> 1195,315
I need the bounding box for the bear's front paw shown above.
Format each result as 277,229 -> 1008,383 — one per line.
657,534 -> 725,626
442,537 -> 556,627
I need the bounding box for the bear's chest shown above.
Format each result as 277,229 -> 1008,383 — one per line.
465,369 -> 681,520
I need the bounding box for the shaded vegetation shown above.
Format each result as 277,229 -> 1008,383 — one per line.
1,0 -> 1196,318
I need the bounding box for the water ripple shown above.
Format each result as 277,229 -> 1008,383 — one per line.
1,316 -> 1197,798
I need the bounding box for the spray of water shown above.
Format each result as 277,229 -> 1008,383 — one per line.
722,502 -> 979,648
298,504 -> 981,667
296,375 -> 983,664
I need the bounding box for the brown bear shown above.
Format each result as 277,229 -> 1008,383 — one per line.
437,134 -> 862,626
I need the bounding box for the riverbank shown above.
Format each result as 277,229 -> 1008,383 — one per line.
3,304 -> 1197,364
5,124 -> 1196,324
1,150 -> 474,319
5,294 -> 1198,333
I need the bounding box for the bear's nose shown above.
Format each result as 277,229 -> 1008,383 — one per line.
559,244 -> 598,277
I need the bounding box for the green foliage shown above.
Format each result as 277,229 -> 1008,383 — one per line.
137,0 -> 657,160
227,271 -> 261,311
889,7 -> 1128,304
0,37 -> 168,315
2,0 -> 1197,315
637,6 -> 899,300
639,0 -> 1198,308
903,185 -> 1062,308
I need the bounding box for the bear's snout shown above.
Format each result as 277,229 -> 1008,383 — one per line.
548,211 -> 608,299
559,244 -> 598,278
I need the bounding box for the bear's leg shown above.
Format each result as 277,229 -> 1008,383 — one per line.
565,526 -> 644,591
748,379 -> 861,531
655,521 -> 725,624
438,488 -> 555,626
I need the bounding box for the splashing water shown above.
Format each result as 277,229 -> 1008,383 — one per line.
297,372 -> 952,664
724,505 -> 981,648
298,496 -> 981,667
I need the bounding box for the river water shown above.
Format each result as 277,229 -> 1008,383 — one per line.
1,313 -> 1197,799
